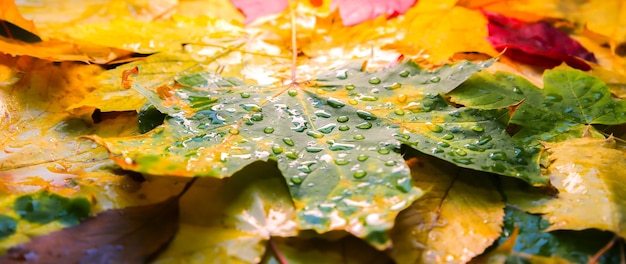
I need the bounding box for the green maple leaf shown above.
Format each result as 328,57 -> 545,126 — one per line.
449,65 -> 626,144
88,59 -> 542,248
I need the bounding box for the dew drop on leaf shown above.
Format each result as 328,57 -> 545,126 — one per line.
513,87 -> 523,94
385,160 -> 397,166
336,69 -> 348,79
283,137 -> 295,146
349,99 -> 358,105
378,148 -> 391,155
438,142 -> 450,148
317,123 -> 336,134
356,122 -> 373,129
476,135 -> 493,145
334,159 -> 350,165
384,82 -> 402,90
240,92 -> 251,98
394,109 -> 405,116
327,98 -> 346,108
442,134 -> 454,140
356,110 -> 377,120
329,143 -> 355,151
545,94 -> 563,102
291,176 -> 302,184
353,170 -> 367,178
345,84 -> 356,90
228,128 -> 240,135
241,103 -> 261,112
399,70 -> 410,77
250,113 -> 263,121
306,130 -> 324,138
368,77 -> 381,84
353,134 -> 365,140
286,152 -> 298,159
337,116 -> 349,123
271,145 -> 284,154
489,151 -> 510,161
471,125 -> 484,132
454,148 -> 468,156
314,110 -> 332,118
430,76 -> 441,83
306,146 -> 324,153
338,125 -> 350,131
357,154 -> 369,161
288,90 -> 298,96
397,94 -> 407,103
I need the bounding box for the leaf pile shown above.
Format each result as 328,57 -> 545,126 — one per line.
1,0 -> 626,263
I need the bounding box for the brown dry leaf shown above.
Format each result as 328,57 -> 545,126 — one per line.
389,151 -> 504,264
506,137 -> 626,238
0,195 -> 180,263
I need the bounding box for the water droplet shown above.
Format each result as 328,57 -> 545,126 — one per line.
353,170 -> 367,178
286,152 -> 298,159
335,159 -> 350,165
356,110 -> 377,120
240,92 -> 251,98
327,98 -> 346,108
264,127 -> 275,134
454,158 -> 473,165
241,103 -> 261,112
489,151 -> 510,161
465,144 -> 484,152
394,109 -> 405,116
348,99 -> 358,105
291,176 -> 302,184
442,134 -> 454,140
306,146 -> 324,153
368,77 -> 381,84
476,135 -> 492,145
338,125 -> 350,131
426,123 -> 443,133
356,122 -> 373,129
283,138 -> 295,146
432,147 -> 444,154
330,143 -> 355,151
318,123 -> 337,134
345,84 -> 356,90
314,110 -> 331,118
430,76 -> 441,83
316,88 -> 326,94
592,92 -> 603,101
513,87 -> 523,94
471,125 -> 484,132
336,69 -> 348,79
337,116 -> 349,123
454,149 -> 467,156
564,107 -> 574,113
353,134 -> 365,140
272,145 -> 284,154
397,94 -> 407,103
438,142 -> 450,148
228,128 -> 240,135
288,90 -> 298,96
399,70 -> 410,77
384,83 -> 402,90
357,154 -> 369,161
298,165 -> 312,173
307,130 -> 324,138
393,133 -> 410,140
250,113 -> 263,121
545,94 -> 563,102
378,148 -> 390,154
385,160 -> 397,166
360,95 -> 378,102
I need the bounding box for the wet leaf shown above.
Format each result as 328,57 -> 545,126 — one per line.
89,67 -> 424,248
485,11 -> 597,70
153,161 -> 297,263
505,137 -> 626,239
0,195 -> 179,263
450,66 -> 626,144
473,206 -> 623,263
389,151 -> 504,263
0,0 -> 39,40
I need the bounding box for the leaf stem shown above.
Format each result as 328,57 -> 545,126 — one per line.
269,237 -> 289,264
289,1 -> 298,83
589,235 -> 620,264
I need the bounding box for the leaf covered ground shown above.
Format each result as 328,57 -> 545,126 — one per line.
1,0 -> 626,263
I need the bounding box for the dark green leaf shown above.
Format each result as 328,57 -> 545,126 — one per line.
0,215 -> 17,240
14,191 -> 90,225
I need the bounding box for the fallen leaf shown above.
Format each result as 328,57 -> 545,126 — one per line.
579,0 -> 626,54
389,151 -> 504,264
473,206 -> 624,263
263,235 -> 393,264
0,0 -> 39,39
485,12 -> 597,70
506,137 -> 626,239
231,0 -> 287,24
331,0 -> 416,26
387,3 -> 499,64
153,161 -> 297,264
0,195 -> 179,263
